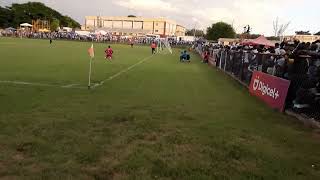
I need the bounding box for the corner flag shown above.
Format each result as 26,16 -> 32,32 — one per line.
88,44 -> 94,58
87,43 -> 94,89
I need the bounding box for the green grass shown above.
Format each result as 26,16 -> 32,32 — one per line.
1,37 -> 320,180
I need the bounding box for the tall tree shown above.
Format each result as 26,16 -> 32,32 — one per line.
50,18 -> 60,31
206,22 -> 236,41
0,6 -> 13,28
61,16 -> 79,28
314,31 -> 320,35
0,2 -> 80,29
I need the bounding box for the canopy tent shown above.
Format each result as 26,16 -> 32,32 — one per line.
75,30 -> 90,36
38,28 -> 50,32
5,27 -> 16,31
62,27 -> 73,32
20,23 -> 33,27
94,30 -> 109,36
242,35 -> 275,47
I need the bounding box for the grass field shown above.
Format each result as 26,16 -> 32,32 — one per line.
1,37 -> 320,179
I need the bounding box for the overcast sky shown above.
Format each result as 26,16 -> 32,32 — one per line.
1,0 -> 319,35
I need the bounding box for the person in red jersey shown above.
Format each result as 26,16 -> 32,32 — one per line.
129,39 -> 134,48
203,50 -> 209,64
151,42 -> 157,54
105,45 -> 113,60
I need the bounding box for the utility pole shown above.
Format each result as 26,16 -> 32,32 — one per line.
193,22 -> 197,40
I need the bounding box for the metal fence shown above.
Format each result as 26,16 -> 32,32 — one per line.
216,50 -> 286,86
197,47 -> 320,121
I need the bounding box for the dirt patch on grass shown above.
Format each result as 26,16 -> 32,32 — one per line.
27,163 -> 44,174
172,143 -> 206,163
0,161 -> 6,173
178,114 -> 195,121
81,166 -> 111,179
82,166 -> 128,180
16,142 -> 34,153
112,172 -> 129,180
84,131 -> 166,178
312,130 -> 320,140
85,141 -> 137,178
161,129 -> 194,145
111,114 -> 136,124
143,132 -> 158,142
236,160 -> 259,172
175,144 -> 194,154
12,153 -> 24,161
0,176 -> 19,180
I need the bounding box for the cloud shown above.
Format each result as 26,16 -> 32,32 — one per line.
2,0 -> 319,35
182,0 -> 294,35
113,0 -> 178,12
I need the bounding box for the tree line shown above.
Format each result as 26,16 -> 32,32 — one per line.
186,22 -> 237,41
0,2 -> 80,30
188,22 -> 320,41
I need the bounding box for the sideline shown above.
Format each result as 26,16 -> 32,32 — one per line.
0,55 -> 154,90
0,80 -> 86,89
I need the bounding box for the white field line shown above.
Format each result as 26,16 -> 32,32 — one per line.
93,54 -> 154,88
0,55 -> 154,90
0,80 -> 86,89
61,84 -> 81,88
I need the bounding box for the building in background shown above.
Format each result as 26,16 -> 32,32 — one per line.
175,25 -> 186,37
284,35 -> 320,43
218,38 -> 241,46
84,16 -> 185,37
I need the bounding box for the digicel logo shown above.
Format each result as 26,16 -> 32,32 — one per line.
252,76 -> 280,100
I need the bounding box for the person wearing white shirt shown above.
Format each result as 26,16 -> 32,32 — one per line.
275,43 -> 281,55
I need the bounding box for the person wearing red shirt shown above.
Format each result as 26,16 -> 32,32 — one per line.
105,46 -> 113,60
129,39 -> 134,48
203,50 -> 209,64
151,42 -> 157,54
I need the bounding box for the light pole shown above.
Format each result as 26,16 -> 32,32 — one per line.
192,18 -> 198,41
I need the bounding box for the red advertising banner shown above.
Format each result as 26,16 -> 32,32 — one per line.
249,71 -> 291,112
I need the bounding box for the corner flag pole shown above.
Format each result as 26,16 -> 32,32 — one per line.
88,57 -> 93,89
87,43 -> 94,90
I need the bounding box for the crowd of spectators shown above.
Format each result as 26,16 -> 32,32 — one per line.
196,40 -> 320,120
0,30 -> 194,46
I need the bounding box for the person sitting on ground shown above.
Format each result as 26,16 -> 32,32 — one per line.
180,51 -> 185,62
185,51 -> 191,62
180,50 -> 190,63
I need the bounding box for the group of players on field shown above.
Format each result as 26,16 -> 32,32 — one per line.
51,38 -> 191,62
104,42 -> 158,60
104,41 -> 191,63
51,37 -> 189,62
